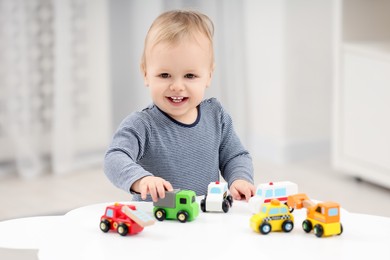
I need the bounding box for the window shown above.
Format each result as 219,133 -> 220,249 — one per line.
265,189 -> 273,198
269,208 -> 279,215
275,188 -> 286,197
210,187 -> 221,194
256,189 -> 262,196
106,209 -> 114,218
280,207 -> 287,214
328,208 -> 339,217
180,198 -> 187,204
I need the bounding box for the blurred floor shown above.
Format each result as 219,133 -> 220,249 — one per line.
1,156 -> 390,259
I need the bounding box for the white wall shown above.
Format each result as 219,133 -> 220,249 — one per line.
284,0 -> 333,160
244,0 -> 287,162
109,0 -> 160,129
244,0 -> 332,163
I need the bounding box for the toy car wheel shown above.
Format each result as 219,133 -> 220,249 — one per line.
100,219 -> 110,232
154,209 -> 166,221
259,222 -> 271,235
177,211 -> 189,223
222,200 -> 230,213
226,195 -> 233,207
117,223 -> 128,236
200,198 -> 206,212
338,223 -> 343,235
282,220 -> 294,232
302,220 -> 312,233
314,224 -> 324,238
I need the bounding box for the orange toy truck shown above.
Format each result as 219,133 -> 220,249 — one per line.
287,193 -> 343,238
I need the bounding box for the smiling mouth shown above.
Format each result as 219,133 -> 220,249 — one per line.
168,96 -> 188,103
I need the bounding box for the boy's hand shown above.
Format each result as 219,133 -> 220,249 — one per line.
229,179 -> 255,202
132,176 -> 173,202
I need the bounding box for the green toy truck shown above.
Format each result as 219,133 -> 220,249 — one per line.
153,189 -> 199,223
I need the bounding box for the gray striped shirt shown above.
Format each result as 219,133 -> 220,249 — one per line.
104,98 -> 254,201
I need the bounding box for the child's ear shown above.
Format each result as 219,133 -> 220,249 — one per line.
206,63 -> 215,87
143,74 -> 149,87
140,63 -> 149,86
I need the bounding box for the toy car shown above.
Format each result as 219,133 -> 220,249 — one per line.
100,203 -> 155,236
250,199 -> 294,235
200,181 -> 233,213
153,189 -> 199,223
287,193 -> 343,237
248,181 -> 298,214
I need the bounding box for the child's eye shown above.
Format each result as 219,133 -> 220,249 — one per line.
184,73 -> 196,79
159,73 -> 170,78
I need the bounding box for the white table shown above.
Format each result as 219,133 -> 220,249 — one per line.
0,199 -> 389,260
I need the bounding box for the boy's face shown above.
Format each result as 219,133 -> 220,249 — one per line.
143,34 -> 214,124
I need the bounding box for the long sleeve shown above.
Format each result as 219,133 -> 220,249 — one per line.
104,115 -> 153,193
218,105 -> 254,187
103,99 -> 253,201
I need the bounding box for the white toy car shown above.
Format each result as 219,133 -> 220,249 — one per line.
248,181 -> 298,214
200,181 -> 233,213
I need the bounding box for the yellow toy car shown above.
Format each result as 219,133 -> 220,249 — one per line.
250,199 -> 294,235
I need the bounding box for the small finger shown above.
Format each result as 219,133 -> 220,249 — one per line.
244,190 -> 252,201
230,189 -> 240,200
140,185 -> 148,200
148,184 -> 158,202
156,184 -> 166,199
164,181 -> 173,192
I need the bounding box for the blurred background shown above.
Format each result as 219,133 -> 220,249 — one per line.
0,0 -> 389,223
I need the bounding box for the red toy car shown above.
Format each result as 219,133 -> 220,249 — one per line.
100,203 -> 155,236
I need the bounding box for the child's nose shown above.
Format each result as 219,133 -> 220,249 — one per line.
169,80 -> 184,92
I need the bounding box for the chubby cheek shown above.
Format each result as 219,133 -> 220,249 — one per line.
143,72 -> 154,87
149,86 -> 165,103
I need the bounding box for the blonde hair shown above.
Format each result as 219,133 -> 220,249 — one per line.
141,10 -> 215,71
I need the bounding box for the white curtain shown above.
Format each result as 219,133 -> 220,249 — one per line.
0,0 -> 111,178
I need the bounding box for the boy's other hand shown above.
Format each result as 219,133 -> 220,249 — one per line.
229,179 -> 255,202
